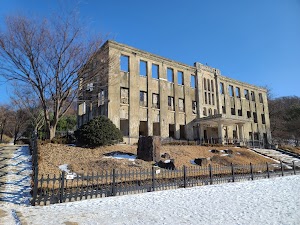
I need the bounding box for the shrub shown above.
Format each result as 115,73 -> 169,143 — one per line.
74,116 -> 123,147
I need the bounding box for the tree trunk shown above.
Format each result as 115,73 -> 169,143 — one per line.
0,129 -> 3,142
0,119 -> 6,142
14,132 -> 18,145
49,125 -> 57,141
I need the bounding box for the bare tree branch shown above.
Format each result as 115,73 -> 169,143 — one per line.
0,13 -> 105,140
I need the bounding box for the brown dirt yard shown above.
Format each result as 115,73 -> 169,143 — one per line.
38,143 -> 277,176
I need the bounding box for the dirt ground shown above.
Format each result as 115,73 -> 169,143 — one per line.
37,143 -> 276,176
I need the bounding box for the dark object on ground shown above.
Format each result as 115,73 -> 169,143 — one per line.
224,149 -> 233,154
161,152 -> 171,159
210,149 -> 219,154
194,158 -> 208,166
157,159 -> 175,170
137,136 -> 161,162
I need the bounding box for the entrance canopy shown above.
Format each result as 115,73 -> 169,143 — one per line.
194,114 -> 251,127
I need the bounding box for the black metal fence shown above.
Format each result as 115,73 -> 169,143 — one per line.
31,161 -> 299,206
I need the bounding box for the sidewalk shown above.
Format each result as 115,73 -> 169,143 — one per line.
0,145 -> 32,205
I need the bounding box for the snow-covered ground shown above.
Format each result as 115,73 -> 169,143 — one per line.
252,148 -> 300,167
1,175 -> 300,225
103,152 -> 137,161
0,145 -> 32,205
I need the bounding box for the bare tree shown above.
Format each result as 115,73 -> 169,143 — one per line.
0,105 -> 11,142
10,83 -> 45,135
6,108 -> 30,144
0,13 -> 105,140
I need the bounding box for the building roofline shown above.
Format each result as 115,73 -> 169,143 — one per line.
103,40 -> 267,92
105,40 -> 196,71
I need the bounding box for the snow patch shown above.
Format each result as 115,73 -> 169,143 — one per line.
190,160 -> 196,165
58,164 -> 77,178
58,164 -> 71,173
103,152 -> 137,161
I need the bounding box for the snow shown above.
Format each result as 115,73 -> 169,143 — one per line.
251,148 -> 300,167
190,160 -> 197,165
103,153 -> 137,161
1,175 -> 300,225
58,164 -> 77,178
0,146 -> 32,205
58,164 -> 71,173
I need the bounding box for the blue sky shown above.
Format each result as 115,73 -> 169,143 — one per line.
0,0 -> 299,103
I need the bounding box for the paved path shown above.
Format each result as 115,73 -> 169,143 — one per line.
0,145 -> 32,205
252,148 -> 300,168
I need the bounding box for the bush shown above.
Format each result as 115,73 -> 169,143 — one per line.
74,116 -> 123,147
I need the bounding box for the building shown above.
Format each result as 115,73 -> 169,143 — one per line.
77,40 -> 271,147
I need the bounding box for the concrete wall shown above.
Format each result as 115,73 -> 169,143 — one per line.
77,40 -> 272,145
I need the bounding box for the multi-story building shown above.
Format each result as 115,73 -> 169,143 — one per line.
77,40 -> 271,147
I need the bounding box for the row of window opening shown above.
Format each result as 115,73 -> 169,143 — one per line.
220,82 -> 264,103
120,55 -> 196,88
120,87 -> 197,114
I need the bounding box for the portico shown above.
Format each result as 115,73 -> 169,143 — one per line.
194,114 -> 251,145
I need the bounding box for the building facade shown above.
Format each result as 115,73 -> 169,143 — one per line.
77,40 -> 271,146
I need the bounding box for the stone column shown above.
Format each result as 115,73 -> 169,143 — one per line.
218,121 -> 224,144
159,65 -> 169,138
147,60 -> 153,136
238,123 -> 245,145
128,53 -> 140,143
198,123 -> 202,143
195,64 -> 203,118
214,70 -> 222,114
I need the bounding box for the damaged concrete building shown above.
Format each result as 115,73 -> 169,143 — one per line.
77,40 -> 271,147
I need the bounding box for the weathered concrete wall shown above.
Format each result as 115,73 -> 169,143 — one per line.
77,40 -> 272,145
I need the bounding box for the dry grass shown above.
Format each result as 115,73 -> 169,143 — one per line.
0,134 -> 12,145
280,145 -> 300,155
37,143 -> 276,176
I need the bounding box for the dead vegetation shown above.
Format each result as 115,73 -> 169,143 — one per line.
37,143 -> 276,176
279,145 -> 300,155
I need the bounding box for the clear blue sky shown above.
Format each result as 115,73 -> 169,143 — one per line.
0,0 -> 299,104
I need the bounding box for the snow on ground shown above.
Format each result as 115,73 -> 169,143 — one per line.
0,146 -> 32,205
103,153 -> 137,161
58,164 -> 77,178
1,175 -> 299,225
252,148 -> 300,167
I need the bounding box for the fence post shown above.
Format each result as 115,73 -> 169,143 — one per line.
60,171 -> 65,203
266,162 -> 270,178
183,166 -> 187,188
293,161 -> 296,175
112,169 -> 116,196
31,165 -> 38,206
280,161 -> 284,177
152,166 -> 155,191
231,163 -> 235,182
250,163 -> 254,180
209,164 -> 213,185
